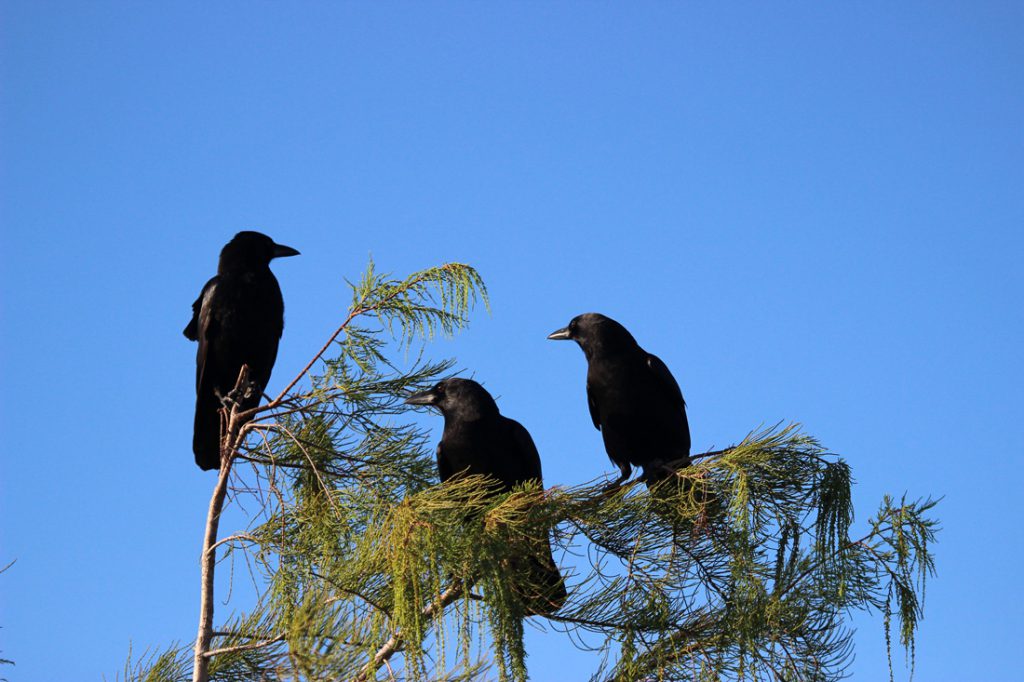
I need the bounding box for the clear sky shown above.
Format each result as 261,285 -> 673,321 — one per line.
2,2 -> 1021,680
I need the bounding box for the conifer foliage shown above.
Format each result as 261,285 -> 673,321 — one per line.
128,262 -> 938,682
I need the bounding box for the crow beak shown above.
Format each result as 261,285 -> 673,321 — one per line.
272,243 -> 301,259
404,389 -> 438,406
547,326 -> 572,341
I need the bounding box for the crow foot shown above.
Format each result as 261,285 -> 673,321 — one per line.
641,457 -> 695,487
638,462 -> 673,485
214,381 -> 260,410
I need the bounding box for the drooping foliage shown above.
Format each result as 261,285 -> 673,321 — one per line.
126,261 -> 938,682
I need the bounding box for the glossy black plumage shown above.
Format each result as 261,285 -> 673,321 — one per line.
184,231 -> 299,470
548,313 -> 691,487
405,378 -> 567,616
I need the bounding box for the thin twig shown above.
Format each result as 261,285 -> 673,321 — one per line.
207,533 -> 259,554
259,271 -> 433,417
203,634 -> 286,658
267,308 -> 362,410
353,581 -> 465,682
312,570 -> 392,617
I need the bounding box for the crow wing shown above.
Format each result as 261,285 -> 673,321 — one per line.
184,277 -> 219,392
504,417 -> 565,615
645,352 -> 686,409
183,276 -> 217,340
585,381 -> 602,431
186,277 -> 223,470
507,417 -> 543,484
435,442 -> 455,483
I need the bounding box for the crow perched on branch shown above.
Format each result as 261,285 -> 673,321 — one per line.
184,231 -> 299,470
548,312 -> 691,488
405,378 -> 567,616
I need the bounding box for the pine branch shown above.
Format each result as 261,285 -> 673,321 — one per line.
253,261 -> 487,418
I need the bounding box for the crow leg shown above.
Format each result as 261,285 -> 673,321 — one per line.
638,459 -> 675,485
602,463 -> 633,492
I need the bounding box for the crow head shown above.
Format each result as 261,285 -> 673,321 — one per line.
405,378 -> 499,422
219,231 -> 300,273
547,312 -> 638,359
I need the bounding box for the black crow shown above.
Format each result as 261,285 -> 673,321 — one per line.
405,378 -> 567,616
184,231 -> 299,470
548,313 -> 691,488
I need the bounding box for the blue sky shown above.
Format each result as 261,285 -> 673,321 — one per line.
2,2 -> 1022,679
